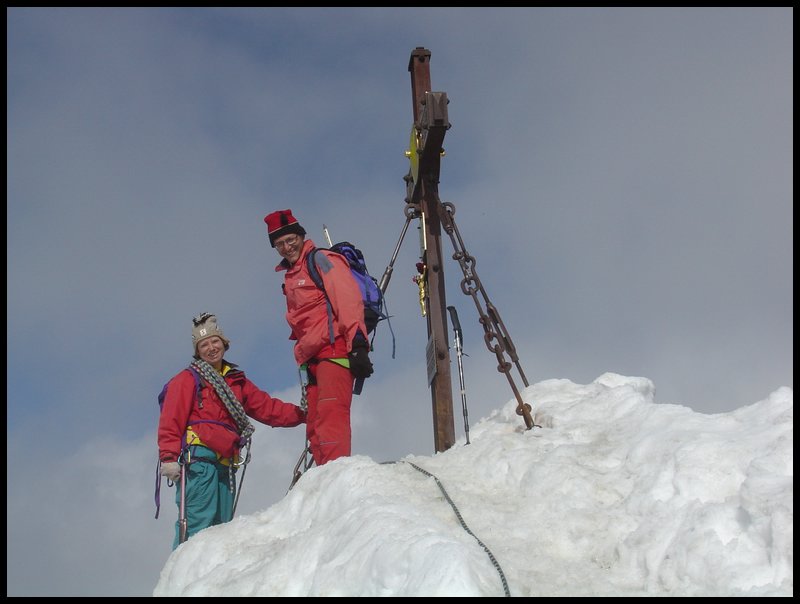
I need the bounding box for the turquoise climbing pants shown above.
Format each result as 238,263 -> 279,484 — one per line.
173,445 -> 236,549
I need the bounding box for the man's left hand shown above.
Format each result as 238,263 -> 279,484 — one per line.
348,345 -> 374,379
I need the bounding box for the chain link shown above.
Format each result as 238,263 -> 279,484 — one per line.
440,202 -> 534,430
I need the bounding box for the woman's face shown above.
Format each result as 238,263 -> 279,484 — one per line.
197,336 -> 225,369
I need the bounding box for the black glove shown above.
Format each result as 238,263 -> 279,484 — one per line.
348,343 -> 374,379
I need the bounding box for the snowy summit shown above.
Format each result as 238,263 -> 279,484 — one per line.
153,374 -> 793,597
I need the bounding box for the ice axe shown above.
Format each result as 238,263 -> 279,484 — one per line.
178,462 -> 188,544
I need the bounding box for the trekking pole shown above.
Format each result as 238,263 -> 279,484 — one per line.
322,224 -> 333,247
178,462 -> 188,544
232,465 -> 245,519
288,365 -> 315,491
231,438 -> 251,519
288,443 -> 312,492
447,305 -> 471,445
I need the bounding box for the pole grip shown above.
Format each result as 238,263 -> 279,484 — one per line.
446,305 -> 463,342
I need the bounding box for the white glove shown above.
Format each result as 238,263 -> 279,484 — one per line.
160,461 -> 181,482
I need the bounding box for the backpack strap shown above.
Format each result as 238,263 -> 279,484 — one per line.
305,247 -> 323,289
306,248 -> 336,344
188,366 -> 203,410
305,247 -> 367,397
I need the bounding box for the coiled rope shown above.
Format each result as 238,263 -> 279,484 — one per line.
402,460 -> 510,597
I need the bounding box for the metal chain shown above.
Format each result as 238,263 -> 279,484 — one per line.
439,201 -> 534,430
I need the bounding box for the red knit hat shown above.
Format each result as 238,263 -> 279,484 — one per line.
264,209 -> 307,247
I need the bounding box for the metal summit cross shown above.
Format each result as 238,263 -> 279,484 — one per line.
405,47 -> 456,452
397,48 -> 534,453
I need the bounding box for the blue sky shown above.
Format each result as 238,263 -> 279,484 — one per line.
6,7 -> 792,596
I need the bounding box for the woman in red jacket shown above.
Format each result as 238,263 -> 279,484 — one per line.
264,209 -> 373,467
158,312 -> 306,549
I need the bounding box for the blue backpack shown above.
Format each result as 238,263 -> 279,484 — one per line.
306,242 -> 389,343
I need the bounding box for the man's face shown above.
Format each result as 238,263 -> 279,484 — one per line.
274,233 -> 303,265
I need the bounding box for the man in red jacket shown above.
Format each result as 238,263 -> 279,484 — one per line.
158,312 -> 306,548
264,209 -> 373,467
